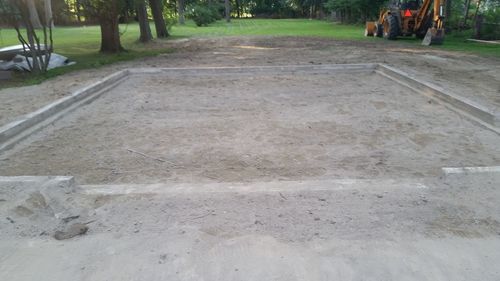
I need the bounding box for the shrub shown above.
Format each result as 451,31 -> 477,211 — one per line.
208,3 -> 224,20
188,3 -> 222,27
163,9 -> 178,30
480,8 -> 500,40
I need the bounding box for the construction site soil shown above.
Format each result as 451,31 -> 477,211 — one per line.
0,71 -> 499,184
1,36 -> 499,127
1,36 -> 500,281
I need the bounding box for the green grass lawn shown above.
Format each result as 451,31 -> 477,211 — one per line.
171,18 -> 365,39
0,19 -> 498,87
0,23 -> 175,86
170,19 -> 500,57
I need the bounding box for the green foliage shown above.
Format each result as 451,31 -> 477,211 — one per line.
189,5 -> 213,26
0,19 -> 498,88
158,0 -> 177,29
324,0 -> 387,23
209,3 -> 224,21
0,0 -> 20,24
481,7 -> 500,40
250,0 -> 295,18
188,4 -> 222,26
80,0 -> 127,20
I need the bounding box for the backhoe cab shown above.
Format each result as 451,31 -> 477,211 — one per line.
365,0 -> 445,45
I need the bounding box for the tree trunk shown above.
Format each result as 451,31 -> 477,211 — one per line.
99,16 -> 123,53
471,0 -> 483,37
51,0 -> 69,25
44,0 -> 54,28
444,0 -> 452,33
149,0 -> 169,38
463,0 -> 471,28
137,0 -> 153,42
473,0 -> 482,25
26,0 -> 43,29
76,0 -> 82,23
236,0 -> 240,18
225,0 -> 231,22
27,30 -> 41,72
474,14 -> 483,39
178,0 -> 185,25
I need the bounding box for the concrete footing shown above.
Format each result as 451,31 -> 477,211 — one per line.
0,176 -> 76,219
80,178 -> 430,196
128,64 -> 379,76
376,64 -> 500,133
442,166 -> 500,175
0,70 -> 128,153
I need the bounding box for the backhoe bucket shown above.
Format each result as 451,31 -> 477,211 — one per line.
365,22 -> 376,37
422,28 -> 445,45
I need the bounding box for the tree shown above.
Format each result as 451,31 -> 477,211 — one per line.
225,0 -> 231,22
149,0 -> 169,38
445,0 -> 452,30
136,0 -> 152,42
324,0 -> 386,23
235,0 -> 241,18
44,0 -> 54,28
178,0 -> 186,24
27,0 -> 42,28
463,0 -> 472,28
0,0 -> 53,73
50,0 -> 69,25
81,0 -> 125,53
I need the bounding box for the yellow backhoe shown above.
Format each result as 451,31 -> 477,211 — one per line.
365,0 -> 445,45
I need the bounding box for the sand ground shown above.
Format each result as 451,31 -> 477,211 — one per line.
1,36 -> 500,281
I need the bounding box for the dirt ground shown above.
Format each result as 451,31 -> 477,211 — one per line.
1,36 -> 499,127
1,174 -> 500,280
1,70 -> 499,184
1,36 -> 500,281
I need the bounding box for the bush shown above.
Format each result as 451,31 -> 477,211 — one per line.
480,9 -> 500,40
162,10 -> 178,30
208,3 -> 224,21
188,4 -> 221,27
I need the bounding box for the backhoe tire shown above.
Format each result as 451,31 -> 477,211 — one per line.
383,15 -> 399,40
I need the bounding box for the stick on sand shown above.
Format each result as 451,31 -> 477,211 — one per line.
126,148 -> 170,163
